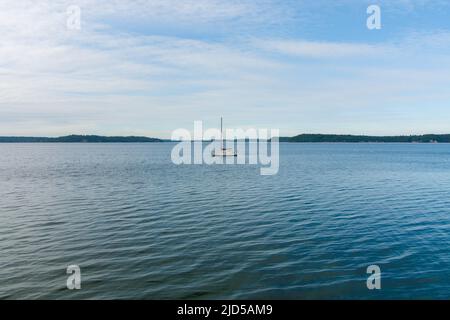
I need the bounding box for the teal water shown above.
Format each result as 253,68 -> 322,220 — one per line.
0,143 -> 450,299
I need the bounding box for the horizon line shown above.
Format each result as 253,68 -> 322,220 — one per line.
1,133 -> 450,140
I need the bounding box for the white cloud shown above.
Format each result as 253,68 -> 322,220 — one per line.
254,39 -> 393,58
1,1 -> 450,137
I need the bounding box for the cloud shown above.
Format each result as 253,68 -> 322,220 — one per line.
1,1 -> 450,137
254,39 -> 393,58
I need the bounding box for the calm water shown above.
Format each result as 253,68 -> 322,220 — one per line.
1,143 -> 450,299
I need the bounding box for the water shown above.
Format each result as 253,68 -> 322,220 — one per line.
1,143 -> 450,299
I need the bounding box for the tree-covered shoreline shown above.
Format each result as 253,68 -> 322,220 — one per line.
1,134 -> 449,143
0,135 -> 165,143
279,134 -> 447,143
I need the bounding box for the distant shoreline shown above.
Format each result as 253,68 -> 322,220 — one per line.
0,135 -> 168,143
279,134 -> 448,143
0,134 -> 449,143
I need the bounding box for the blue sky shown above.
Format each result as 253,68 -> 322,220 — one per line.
1,0 -> 450,137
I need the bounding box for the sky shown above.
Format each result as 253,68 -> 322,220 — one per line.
1,0 -> 450,138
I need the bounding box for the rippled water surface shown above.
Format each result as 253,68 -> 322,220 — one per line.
1,143 -> 450,299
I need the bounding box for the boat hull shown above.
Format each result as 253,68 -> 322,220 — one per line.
212,148 -> 237,157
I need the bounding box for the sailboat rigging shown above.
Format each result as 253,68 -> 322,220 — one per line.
212,117 -> 237,157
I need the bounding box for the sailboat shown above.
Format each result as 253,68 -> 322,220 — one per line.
212,117 -> 237,157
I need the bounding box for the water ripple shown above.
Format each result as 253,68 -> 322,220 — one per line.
1,143 -> 450,299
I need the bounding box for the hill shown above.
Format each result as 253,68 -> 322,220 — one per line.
0,135 -> 165,143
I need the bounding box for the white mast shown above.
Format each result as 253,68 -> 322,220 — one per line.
221,117 -> 224,150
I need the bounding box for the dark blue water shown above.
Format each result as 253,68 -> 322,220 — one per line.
1,143 -> 450,299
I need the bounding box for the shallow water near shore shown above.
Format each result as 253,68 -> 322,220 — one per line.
1,143 -> 450,299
